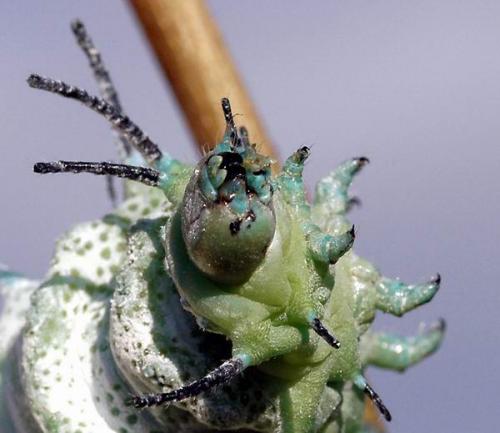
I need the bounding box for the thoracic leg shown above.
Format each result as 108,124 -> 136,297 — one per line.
376,274 -> 440,316
360,320 -> 445,372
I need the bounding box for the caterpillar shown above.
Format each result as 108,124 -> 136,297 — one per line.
0,21 -> 444,433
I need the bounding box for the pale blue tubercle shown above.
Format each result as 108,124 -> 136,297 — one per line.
303,224 -> 355,265
314,157 -> 368,215
274,147 -> 311,220
126,149 -> 192,205
360,320 -> 445,372
236,353 -> 253,368
353,374 -> 367,390
155,155 -> 193,205
312,157 -> 368,236
124,147 -> 191,206
276,147 -> 355,265
376,275 -> 440,317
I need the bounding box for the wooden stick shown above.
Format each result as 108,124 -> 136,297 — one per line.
129,1 -> 384,429
128,0 -> 276,161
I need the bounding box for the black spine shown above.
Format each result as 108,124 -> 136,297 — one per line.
34,161 -> 160,187
27,74 -> 162,163
363,382 -> 392,422
129,357 -> 245,409
311,317 -> 341,349
71,19 -> 132,156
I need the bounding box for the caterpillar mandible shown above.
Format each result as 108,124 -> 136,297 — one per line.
1,20 -> 444,433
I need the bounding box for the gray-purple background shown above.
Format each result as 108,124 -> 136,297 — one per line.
1,1 -> 498,432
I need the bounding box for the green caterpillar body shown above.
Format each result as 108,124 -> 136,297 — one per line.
113,111 -> 442,432
0,21 -> 445,433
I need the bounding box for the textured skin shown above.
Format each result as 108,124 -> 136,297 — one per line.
0,24 -> 444,432
0,134 -> 445,433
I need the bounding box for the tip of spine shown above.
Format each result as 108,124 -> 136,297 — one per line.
431,273 -> 441,285
297,146 -> 311,163
434,318 -> 446,333
27,74 -> 42,88
70,18 -> 84,32
33,162 -> 48,173
355,156 -> 370,165
349,225 -> 356,238
33,162 -> 60,174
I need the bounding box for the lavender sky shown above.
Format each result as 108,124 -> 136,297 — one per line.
1,2 -> 499,432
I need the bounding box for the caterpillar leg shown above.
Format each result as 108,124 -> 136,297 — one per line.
304,223 -> 355,265
361,319 -> 445,372
314,157 -> 369,215
353,375 -> 391,422
376,274 -> 441,316
128,357 -> 247,408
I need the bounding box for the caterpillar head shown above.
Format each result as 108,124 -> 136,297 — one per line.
181,98 -> 275,285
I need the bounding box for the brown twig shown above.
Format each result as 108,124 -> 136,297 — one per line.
128,0 -> 276,161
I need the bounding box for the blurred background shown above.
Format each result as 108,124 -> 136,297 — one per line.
1,1 -> 499,432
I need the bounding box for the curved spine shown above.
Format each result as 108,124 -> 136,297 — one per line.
128,357 -> 246,408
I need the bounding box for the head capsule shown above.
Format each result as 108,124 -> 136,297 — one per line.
181,98 -> 275,285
